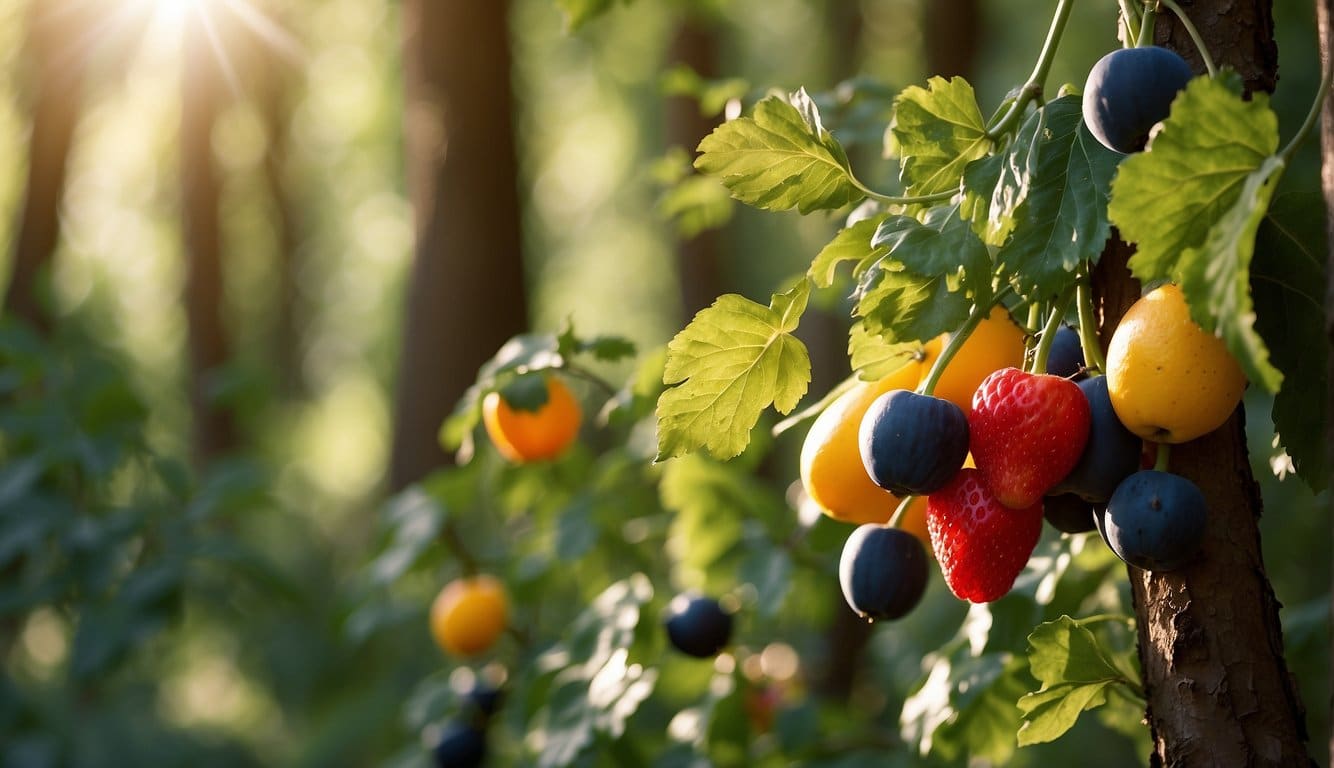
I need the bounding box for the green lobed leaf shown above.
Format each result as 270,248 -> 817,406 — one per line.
1174,156 -> 1285,391
694,89 -> 861,213
995,97 -> 1121,300
854,262 -> 970,347
808,213 -> 888,288
656,281 -> 812,460
1254,192 -> 1329,489
1107,73 -> 1283,390
891,76 -> 993,196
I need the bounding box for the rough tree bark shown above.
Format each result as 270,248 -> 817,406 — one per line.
1092,2 -> 1313,764
389,0 -> 529,490
181,8 -> 239,463
5,1 -> 92,331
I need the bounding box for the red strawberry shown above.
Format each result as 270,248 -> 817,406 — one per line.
927,468 -> 1043,602
969,367 -> 1090,509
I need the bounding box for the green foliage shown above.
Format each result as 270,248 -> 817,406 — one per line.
695,90 -> 863,213
1017,616 -> 1141,746
1108,72 -> 1283,391
890,76 -> 992,196
656,281 -> 811,460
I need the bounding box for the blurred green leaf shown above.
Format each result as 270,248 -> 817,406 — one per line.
1254,191 -> 1329,489
657,281 -> 811,460
695,90 -> 861,214
1016,615 -> 1140,747
366,488 -> 445,587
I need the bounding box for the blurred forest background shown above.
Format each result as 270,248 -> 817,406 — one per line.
0,0 -> 1327,766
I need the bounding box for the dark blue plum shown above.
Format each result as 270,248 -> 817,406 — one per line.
1043,493 -> 1100,534
1046,325 -> 1086,381
839,525 -> 929,621
665,595 -> 733,658
463,680 -> 504,720
433,720 -> 487,768
1052,376 -> 1143,502
1082,46 -> 1195,153
1097,470 -> 1207,571
858,390 -> 969,496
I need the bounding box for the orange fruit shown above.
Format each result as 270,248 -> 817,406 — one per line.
430,575 -> 509,656
918,306 -> 1029,414
1106,283 -> 1246,443
800,359 -> 923,525
482,374 -> 582,463
896,495 -> 932,551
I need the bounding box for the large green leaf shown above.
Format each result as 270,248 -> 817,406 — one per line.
854,262 -> 970,346
1016,615 -> 1139,747
657,281 -> 812,460
995,97 -> 1121,300
1108,73 -> 1283,390
694,89 -> 861,213
1254,191 -> 1329,489
891,76 -> 993,196
1175,155 -> 1285,391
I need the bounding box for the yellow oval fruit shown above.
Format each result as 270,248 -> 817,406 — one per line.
800,360 -> 923,526
430,575 -> 509,656
1106,284 -> 1246,443
482,375 -> 582,463
918,306 -> 1029,414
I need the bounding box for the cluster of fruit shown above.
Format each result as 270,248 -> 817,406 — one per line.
428,676 -> 506,768
811,283 -> 1244,621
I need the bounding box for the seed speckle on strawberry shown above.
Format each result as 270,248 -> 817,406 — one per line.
927,468 -> 1043,602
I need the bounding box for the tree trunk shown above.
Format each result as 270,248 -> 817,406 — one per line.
389,0 -> 529,490
1315,0 -> 1334,761
5,1 -> 92,331
181,9 -> 239,463
1092,2 -> 1312,764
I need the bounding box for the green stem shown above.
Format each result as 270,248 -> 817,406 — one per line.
1118,0 -> 1143,48
986,0 -> 1076,140
916,288 -> 1013,397
560,363 -> 620,399
773,373 -> 863,437
1158,0 -> 1216,76
1279,39 -> 1334,163
887,494 -> 915,529
855,182 -> 958,208
1032,289 -> 1074,375
1136,1 -> 1158,47
1076,275 -> 1107,373
1153,442 -> 1171,472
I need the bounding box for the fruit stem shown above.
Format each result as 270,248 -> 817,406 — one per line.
1117,0 -> 1143,49
772,373 -> 862,437
887,494 -> 915,529
1279,36 -> 1334,163
854,182 -> 959,208
1075,274 -> 1108,374
1158,0 -> 1217,77
916,287 -> 1013,397
1135,1 -> 1157,48
441,519 -> 481,577
1032,289 -> 1074,375
985,0 -> 1075,140
1153,442 -> 1171,472
560,362 -> 621,399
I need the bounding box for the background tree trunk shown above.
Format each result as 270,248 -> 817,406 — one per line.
1316,0 -> 1333,761
181,8 -> 239,463
5,1 -> 92,331
1093,2 -> 1312,764
389,0 -> 530,490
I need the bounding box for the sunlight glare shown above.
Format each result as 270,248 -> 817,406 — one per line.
155,0 -> 206,27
